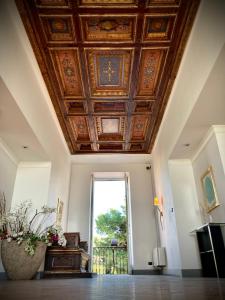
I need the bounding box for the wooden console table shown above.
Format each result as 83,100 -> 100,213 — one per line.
44,246 -> 91,278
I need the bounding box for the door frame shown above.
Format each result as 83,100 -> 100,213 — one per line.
89,173 -> 133,274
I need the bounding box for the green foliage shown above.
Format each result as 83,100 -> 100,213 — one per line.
94,206 -> 127,246
92,247 -> 128,274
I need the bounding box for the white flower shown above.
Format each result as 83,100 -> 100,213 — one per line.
41,206 -> 56,214
12,233 -> 18,238
18,231 -> 23,236
7,237 -> 12,242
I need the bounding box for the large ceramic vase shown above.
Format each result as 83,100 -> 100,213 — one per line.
1,240 -> 47,280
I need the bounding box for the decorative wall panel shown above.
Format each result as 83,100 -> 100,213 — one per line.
17,0 -> 199,154
80,15 -> 136,42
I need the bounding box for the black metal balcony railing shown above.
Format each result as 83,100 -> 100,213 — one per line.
92,246 -> 128,274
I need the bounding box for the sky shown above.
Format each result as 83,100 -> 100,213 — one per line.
93,180 -> 126,236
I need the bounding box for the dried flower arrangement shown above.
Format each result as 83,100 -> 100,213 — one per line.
0,195 -> 65,255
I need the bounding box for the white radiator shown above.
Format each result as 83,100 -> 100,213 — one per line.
153,247 -> 166,267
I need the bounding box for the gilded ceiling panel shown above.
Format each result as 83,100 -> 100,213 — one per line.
69,116 -> 90,141
50,49 -> 84,98
134,101 -> 153,113
96,116 -> 126,141
40,15 -> 76,43
79,0 -> 137,7
86,49 -> 133,97
35,0 -> 70,8
136,48 -> 167,98
147,0 -> 180,7
16,0 -> 200,154
131,115 -> 149,141
93,102 -> 127,114
130,143 -> 144,151
65,101 -> 87,114
80,15 -> 137,42
143,15 -> 176,42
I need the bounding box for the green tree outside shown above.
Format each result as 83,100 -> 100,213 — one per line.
94,206 -> 127,247
93,206 -> 128,274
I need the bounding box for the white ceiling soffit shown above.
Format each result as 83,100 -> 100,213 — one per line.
170,44 -> 225,160
0,78 -> 49,162
71,153 -> 151,164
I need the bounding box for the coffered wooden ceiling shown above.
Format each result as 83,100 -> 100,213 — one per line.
16,0 -> 200,154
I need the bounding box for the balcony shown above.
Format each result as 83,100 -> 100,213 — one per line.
92,246 -> 128,274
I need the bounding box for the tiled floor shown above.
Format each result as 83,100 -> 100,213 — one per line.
0,275 -> 225,300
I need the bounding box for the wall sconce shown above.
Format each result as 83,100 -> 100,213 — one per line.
154,197 -> 163,217
153,196 -> 163,229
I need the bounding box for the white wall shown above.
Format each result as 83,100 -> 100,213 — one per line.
192,128 -> 225,223
0,0 -> 71,228
0,161 -> 52,274
169,161 -> 201,270
0,145 -> 17,209
68,162 -> 156,271
152,156 -> 182,274
0,145 -> 17,273
152,0 -> 225,274
216,127 -> 225,174
11,162 -> 51,211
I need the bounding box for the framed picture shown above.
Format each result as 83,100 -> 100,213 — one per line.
201,166 -> 219,213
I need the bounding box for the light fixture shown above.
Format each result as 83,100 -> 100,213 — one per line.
153,197 -> 163,218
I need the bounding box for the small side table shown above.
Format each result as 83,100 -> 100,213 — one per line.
44,246 -> 91,278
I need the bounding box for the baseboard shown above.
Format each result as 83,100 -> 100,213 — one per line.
34,271 -> 45,279
162,269 -> 203,277
162,269 -> 182,277
181,269 -> 202,277
132,269 -> 162,275
0,272 -> 7,280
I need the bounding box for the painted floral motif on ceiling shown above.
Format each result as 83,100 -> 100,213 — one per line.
17,0 -> 199,153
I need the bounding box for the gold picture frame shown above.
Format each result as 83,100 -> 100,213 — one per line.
201,166 -> 219,213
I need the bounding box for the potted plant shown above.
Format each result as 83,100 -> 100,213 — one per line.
0,193 -> 7,240
0,197 -> 60,280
